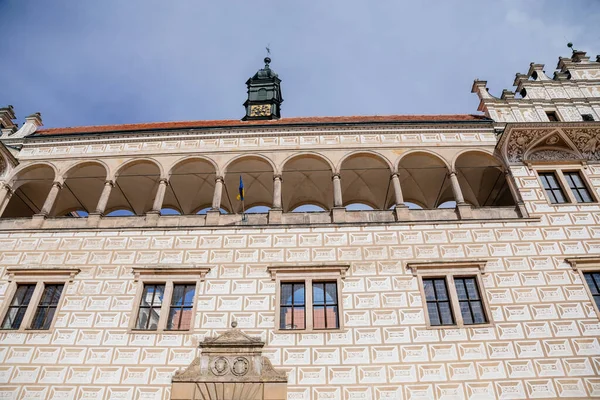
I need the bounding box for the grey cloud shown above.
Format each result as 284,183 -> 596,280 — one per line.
0,0 -> 598,128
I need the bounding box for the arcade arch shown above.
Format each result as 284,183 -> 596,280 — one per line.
167,158 -> 216,215
340,152 -> 393,210
105,160 -> 161,216
282,154 -> 333,212
454,151 -> 515,207
397,152 -> 455,209
51,162 -> 108,217
2,164 -> 55,218
223,156 -> 274,214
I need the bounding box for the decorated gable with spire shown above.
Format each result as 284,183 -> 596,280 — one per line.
242,57 -> 283,121
472,45 -> 600,123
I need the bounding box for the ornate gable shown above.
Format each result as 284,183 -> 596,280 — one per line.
171,324 -> 287,400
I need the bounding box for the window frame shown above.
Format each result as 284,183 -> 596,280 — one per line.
545,111 -> 560,121
563,170 -> 595,203
130,265 -> 210,334
0,267 -> 78,333
567,257 -> 600,318
538,171 -> 569,204
409,260 -> 492,329
268,265 -> 348,333
534,167 -> 598,205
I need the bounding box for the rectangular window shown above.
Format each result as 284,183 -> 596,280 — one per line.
564,171 -> 593,203
454,277 -> 487,325
539,172 -> 568,204
313,282 -> 339,329
1,284 -> 36,330
546,111 -> 559,121
136,284 -> 165,330
423,278 -> 455,326
167,284 -> 195,330
584,272 -> 600,312
30,284 -> 64,330
582,114 -> 595,121
279,282 -> 305,330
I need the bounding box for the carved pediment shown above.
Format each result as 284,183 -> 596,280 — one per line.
503,125 -> 600,164
171,326 -> 287,400
202,328 -> 264,348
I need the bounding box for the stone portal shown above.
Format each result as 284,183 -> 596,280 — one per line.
171,324 -> 287,400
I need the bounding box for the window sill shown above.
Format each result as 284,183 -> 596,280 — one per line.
425,322 -> 494,330
128,328 -> 193,334
274,328 -> 347,334
0,328 -> 53,334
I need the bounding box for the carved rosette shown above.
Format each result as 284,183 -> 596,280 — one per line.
211,357 -> 229,376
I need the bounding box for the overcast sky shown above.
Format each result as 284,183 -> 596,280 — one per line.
1,0 -> 599,129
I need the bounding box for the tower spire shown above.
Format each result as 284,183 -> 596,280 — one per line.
242,55 -> 283,121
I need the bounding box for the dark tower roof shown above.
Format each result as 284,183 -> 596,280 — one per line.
242,57 -> 283,121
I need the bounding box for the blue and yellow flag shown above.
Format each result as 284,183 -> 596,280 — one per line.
236,175 -> 245,201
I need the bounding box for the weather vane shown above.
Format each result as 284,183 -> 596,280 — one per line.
266,44 -> 271,56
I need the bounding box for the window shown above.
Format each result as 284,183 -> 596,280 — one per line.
582,114 -> 595,121
313,282 -> 339,329
537,169 -> 597,205
583,272 -> 600,312
454,277 -> 487,325
279,281 -> 340,331
136,284 -> 165,330
423,278 -> 454,326
30,284 -> 64,330
1,284 -> 36,329
130,266 -> 210,333
539,172 -> 568,204
545,111 -> 559,121
280,282 -> 305,330
564,171 -> 593,203
0,267 -> 77,332
133,282 -> 197,331
167,284 -> 195,330
567,257 -> 600,318
410,261 -> 491,328
268,265 -> 348,332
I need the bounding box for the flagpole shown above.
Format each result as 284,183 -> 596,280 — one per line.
242,198 -> 246,222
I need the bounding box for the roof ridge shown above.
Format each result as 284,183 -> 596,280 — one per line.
34,114 -> 490,136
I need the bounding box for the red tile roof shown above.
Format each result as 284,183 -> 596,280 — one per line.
35,114 -> 489,136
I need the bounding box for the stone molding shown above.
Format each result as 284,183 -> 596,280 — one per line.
267,264 -> 350,280
406,259 -> 488,276
131,264 -> 211,282
6,266 -> 80,282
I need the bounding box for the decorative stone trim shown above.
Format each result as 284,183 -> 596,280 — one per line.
267,264 -> 350,280
131,264 -> 211,282
407,259 -> 488,276
566,256 -> 600,271
6,266 -> 80,282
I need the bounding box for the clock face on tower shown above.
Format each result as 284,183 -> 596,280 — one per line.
249,104 -> 272,117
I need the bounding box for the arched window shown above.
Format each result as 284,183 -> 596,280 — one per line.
257,88 -> 267,100
292,204 -> 327,212
106,209 -> 135,217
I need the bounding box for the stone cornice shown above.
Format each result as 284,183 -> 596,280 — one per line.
21,123 -> 495,147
